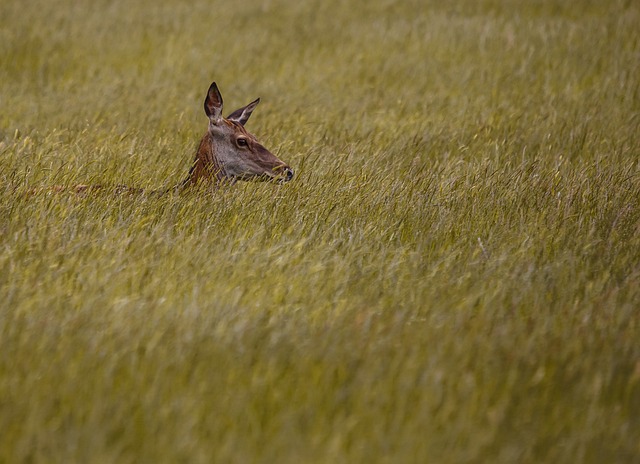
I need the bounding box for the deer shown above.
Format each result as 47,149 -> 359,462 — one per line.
30,81 -> 294,195
180,81 -> 294,188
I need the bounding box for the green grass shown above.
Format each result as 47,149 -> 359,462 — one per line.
1,0 -> 639,462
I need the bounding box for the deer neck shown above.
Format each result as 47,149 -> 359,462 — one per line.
180,132 -> 226,189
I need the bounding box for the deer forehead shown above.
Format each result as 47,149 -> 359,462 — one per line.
210,119 -> 254,138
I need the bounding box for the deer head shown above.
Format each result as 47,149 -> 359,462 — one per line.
185,82 -> 294,186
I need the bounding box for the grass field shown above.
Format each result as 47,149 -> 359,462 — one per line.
1,0 -> 639,462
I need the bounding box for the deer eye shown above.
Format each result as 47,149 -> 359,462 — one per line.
236,137 -> 248,148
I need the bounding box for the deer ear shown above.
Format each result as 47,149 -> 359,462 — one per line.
227,98 -> 260,126
204,82 -> 224,123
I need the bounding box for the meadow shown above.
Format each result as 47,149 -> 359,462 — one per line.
1,0 -> 639,462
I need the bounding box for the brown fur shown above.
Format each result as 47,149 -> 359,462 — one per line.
182,131 -> 225,187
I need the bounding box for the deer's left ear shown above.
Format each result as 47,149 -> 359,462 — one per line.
204,82 -> 224,124
227,98 -> 260,126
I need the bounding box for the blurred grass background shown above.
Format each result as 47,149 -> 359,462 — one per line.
1,0 -> 639,462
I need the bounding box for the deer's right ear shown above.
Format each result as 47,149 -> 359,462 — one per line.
227,98 -> 260,126
204,82 -> 223,124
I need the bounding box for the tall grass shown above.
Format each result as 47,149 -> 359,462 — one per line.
1,0 -> 639,462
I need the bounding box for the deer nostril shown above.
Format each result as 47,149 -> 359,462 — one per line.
284,168 -> 294,181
